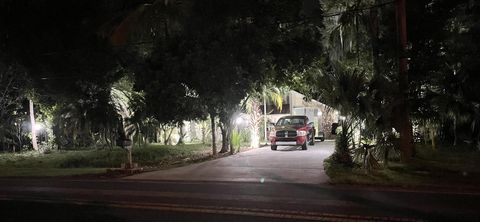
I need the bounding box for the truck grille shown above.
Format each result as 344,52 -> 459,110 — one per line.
276,130 -> 297,138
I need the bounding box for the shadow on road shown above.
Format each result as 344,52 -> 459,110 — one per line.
1,200 -> 126,222
288,183 -> 476,222
276,146 -> 305,152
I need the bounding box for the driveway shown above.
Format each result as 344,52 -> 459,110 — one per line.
126,141 -> 334,184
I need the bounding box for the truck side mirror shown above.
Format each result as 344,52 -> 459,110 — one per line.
331,123 -> 339,135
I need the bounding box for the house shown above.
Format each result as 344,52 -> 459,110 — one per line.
263,90 -> 338,140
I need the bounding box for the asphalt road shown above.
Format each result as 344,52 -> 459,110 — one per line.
126,141 -> 334,183
1,141 -> 479,222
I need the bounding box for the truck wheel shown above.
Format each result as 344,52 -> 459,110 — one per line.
271,145 -> 277,150
320,138 -> 325,142
301,142 -> 307,150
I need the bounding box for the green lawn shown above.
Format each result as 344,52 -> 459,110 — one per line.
0,143 -> 212,177
325,144 -> 480,189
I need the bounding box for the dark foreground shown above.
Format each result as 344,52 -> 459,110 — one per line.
1,178 -> 479,222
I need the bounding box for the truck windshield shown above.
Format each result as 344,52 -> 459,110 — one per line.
276,117 -> 305,126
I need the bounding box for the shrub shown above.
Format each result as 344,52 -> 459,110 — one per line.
231,131 -> 241,152
330,119 -> 354,167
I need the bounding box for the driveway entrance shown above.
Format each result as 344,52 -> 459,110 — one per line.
126,141 -> 334,184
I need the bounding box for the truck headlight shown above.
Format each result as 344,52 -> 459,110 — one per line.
297,130 -> 307,136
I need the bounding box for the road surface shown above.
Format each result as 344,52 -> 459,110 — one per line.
1,141 -> 479,221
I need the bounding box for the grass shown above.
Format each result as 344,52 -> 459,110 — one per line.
0,168 -> 108,177
0,143 -> 212,177
325,143 -> 480,189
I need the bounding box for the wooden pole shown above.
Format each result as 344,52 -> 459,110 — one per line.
396,0 -> 414,161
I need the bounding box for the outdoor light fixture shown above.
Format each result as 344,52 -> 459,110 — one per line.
339,116 -> 346,121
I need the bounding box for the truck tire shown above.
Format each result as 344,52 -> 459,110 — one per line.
301,142 -> 307,150
271,145 -> 277,150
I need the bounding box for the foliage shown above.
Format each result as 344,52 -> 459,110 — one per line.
128,0 -> 325,153
0,0 -> 478,173
408,0 -> 480,149
301,0 -> 398,163
0,58 -> 29,151
317,0 -> 480,166
325,143 -> 480,187
330,118 -> 354,167
0,143 -> 211,173
243,85 -> 288,148
0,0 -> 326,155
231,131 -> 241,153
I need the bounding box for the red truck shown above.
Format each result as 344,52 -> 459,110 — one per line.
269,115 -> 315,150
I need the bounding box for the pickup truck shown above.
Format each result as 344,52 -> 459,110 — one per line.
269,115 -> 315,150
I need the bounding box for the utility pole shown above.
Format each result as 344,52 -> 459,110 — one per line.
396,0 -> 414,162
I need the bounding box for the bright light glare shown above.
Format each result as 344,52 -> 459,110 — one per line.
339,116 -> 346,121
317,111 -> 323,116
235,117 -> 244,125
33,123 -> 44,131
250,132 -> 260,148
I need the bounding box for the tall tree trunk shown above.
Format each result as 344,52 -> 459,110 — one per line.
201,121 -> 207,145
136,124 -> 142,148
177,122 -> 185,145
163,17 -> 170,41
368,1 -> 381,78
162,127 -> 173,145
396,0 -> 414,161
263,89 -> 268,145
430,129 -> 437,150
453,116 -> 457,147
219,118 -> 233,154
210,113 -> 217,155
355,15 -> 360,66
219,123 -> 228,153
29,99 -> 38,151
230,130 -> 235,155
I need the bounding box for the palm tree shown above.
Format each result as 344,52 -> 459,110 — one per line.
244,85 -> 289,148
110,76 -> 144,168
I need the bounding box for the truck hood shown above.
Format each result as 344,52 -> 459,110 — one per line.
274,125 -> 304,131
